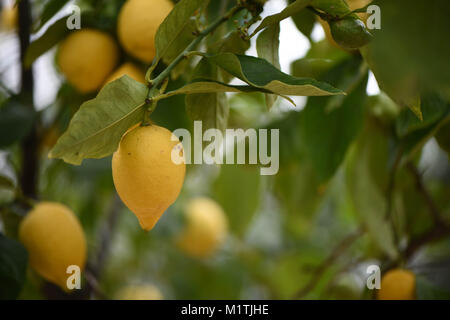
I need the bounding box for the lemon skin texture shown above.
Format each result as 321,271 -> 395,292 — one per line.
116,285 -> 163,300
378,269 -> 416,300
57,29 -> 119,93
117,0 -> 173,63
104,62 -> 146,85
19,202 -> 87,289
112,124 -> 186,231
177,197 -> 228,258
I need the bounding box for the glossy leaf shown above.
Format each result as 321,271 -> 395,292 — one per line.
49,76 -> 148,165
205,53 -> 344,97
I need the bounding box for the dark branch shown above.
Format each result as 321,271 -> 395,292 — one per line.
292,228 -> 364,299
18,0 -> 39,198
407,162 -> 444,225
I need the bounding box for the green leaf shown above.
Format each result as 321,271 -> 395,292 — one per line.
435,119 -> 450,154
0,175 -> 15,206
35,0 -> 70,31
0,98 -> 36,148
251,0 -> 312,36
0,175 -> 14,189
416,276 -> 450,300
256,23 -> 281,70
311,0 -> 351,15
163,18 -> 197,65
397,94 -> 450,157
163,79 -> 270,97
291,39 -> 349,79
300,57 -> 367,182
396,94 -> 449,138
346,118 -> 398,260
214,165 -> 261,236
256,23 -> 280,109
153,0 -> 206,66
185,59 -> 229,133
49,76 -> 148,165
0,234 -> 28,300
205,53 -> 344,97
211,31 -> 251,83
290,0 -> 316,40
25,17 -> 70,68
361,0 -> 450,115
211,30 -> 251,55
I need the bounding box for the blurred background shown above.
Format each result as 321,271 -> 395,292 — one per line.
0,0 -> 449,300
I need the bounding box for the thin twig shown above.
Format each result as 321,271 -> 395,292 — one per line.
404,223 -> 450,259
84,268 -> 109,300
406,162 -> 444,225
94,194 -> 123,276
84,194 -> 123,299
292,228 -> 364,299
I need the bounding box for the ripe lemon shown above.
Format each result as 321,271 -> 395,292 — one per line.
57,29 -> 119,93
177,197 -> 228,258
117,0 -> 173,63
377,269 -> 416,300
104,62 -> 146,86
116,284 -> 163,300
112,124 -> 185,231
19,202 -> 87,290
1,5 -> 18,30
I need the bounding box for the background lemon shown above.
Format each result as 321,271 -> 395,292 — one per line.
57,29 -> 119,93
1,5 -> 18,30
116,284 -> 163,300
19,202 -> 87,290
377,269 -> 416,300
103,62 -> 146,86
117,0 -> 173,63
177,197 -> 228,258
112,124 -> 185,231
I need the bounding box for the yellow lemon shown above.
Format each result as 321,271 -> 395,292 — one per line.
112,124 -> 185,231
117,0 -> 173,63
177,197 -> 228,258
57,29 -> 119,93
1,5 -> 18,30
116,284 -> 163,300
104,62 -> 146,86
378,269 -> 416,300
19,202 -> 87,290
